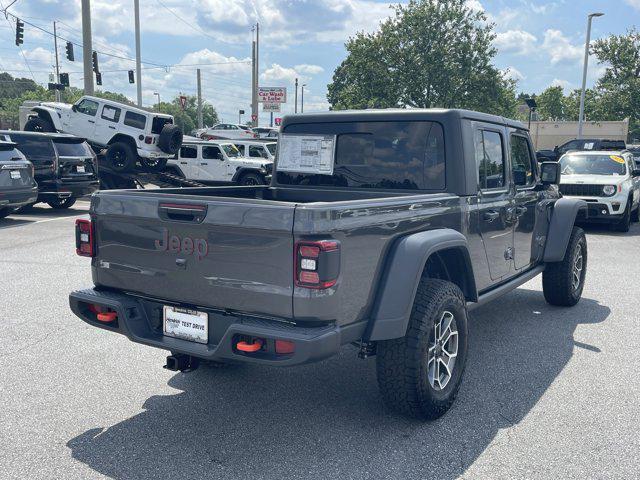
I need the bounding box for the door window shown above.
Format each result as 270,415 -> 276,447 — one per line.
475,130 -> 505,190
510,135 -> 535,186
101,105 -> 121,123
203,146 -> 222,160
179,146 -> 197,159
76,99 -> 99,116
248,145 -> 267,158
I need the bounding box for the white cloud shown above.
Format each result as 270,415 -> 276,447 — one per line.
624,0 -> 640,10
502,67 -> 525,82
494,30 -> 537,55
261,63 -> 324,84
550,78 -> 571,91
542,29 -> 583,64
294,64 -> 325,75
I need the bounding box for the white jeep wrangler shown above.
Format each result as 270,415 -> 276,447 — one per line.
24,96 -> 183,173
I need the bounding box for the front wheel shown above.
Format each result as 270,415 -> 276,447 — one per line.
46,196 -> 77,209
376,279 -> 468,420
239,172 -> 265,186
543,226 -> 587,306
24,117 -> 55,132
140,157 -> 168,173
613,201 -> 631,232
0,207 -> 14,219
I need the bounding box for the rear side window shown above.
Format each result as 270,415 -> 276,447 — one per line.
101,105 -> 121,123
249,145 -> 266,158
475,130 -> 505,190
180,146 -> 197,159
277,121 -> 446,190
10,135 -> 55,163
510,135 -> 535,186
124,111 -> 146,130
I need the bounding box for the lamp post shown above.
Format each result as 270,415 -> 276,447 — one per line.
154,92 -> 161,112
301,84 -> 307,113
525,98 -> 537,130
577,12 -> 604,139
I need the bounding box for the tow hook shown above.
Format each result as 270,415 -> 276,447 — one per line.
164,354 -> 199,372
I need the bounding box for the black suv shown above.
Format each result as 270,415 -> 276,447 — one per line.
0,131 -> 99,209
536,138 -> 627,162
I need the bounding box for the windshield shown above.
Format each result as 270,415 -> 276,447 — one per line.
560,154 -> 627,176
222,144 -> 241,158
54,140 -> 92,157
266,143 -> 277,155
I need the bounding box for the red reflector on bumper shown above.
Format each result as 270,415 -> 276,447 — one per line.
275,340 -> 295,354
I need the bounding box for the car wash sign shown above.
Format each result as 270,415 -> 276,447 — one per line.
258,87 -> 286,104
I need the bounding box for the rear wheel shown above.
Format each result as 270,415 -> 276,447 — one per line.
46,196 -> 77,209
376,279 -> 468,420
106,142 -> 137,173
24,116 -> 55,132
239,172 -> 265,186
543,226 -> 587,306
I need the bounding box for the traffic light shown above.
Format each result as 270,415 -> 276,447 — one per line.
92,51 -> 99,73
65,42 -> 74,61
15,19 -> 24,46
95,72 -> 102,86
59,73 -> 69,87
128,70 -> 135,84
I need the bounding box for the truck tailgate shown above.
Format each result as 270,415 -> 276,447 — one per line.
91,192 -> 295,318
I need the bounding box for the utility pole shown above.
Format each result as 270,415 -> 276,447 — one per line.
197,68 -> 203,129
578,12 -> 604,139
81,0 -> 94,95
53,21 -> 60,102
134,0 -> 143,107
301,83 -> 306,113
250,23 -> 259,127
294,78 -> 298,113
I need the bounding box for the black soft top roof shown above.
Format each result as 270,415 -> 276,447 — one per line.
281,108 -> 527,131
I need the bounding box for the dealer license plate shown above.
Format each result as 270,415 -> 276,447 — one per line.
10,170 -> 20,179
163,306 -> 208,344
76,165 -> 85,173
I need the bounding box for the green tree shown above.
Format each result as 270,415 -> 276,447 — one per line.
592,28 -> 640,140
157,95 -> 219,134
327,0 -> 517,117
536,86 -> 565,120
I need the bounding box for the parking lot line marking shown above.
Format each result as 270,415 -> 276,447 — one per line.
0,214 -> 87,230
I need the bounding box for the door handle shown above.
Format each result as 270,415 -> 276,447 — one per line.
483,210 -> 500,222
88,120 -> 95,124
201,163 -> 208,165
108,125 -> 116,129
180,162 -> 187,165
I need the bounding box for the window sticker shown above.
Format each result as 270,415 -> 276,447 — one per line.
277,134 -> 335,175
583,142 -> 595,150
610,155 -> 625,164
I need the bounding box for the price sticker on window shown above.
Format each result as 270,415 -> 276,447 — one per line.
277,134 -> 335,175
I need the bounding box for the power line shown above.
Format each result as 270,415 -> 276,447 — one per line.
154,0 -> 220,42
0,0 -> 36,82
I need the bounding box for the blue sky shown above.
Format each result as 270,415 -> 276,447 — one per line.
0,0 -> 638,125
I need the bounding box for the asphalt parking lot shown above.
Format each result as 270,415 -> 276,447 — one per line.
1,202 -> 639,479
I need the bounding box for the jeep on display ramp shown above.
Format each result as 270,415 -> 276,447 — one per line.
24,96 -> 183,173
69,109 -> 587,420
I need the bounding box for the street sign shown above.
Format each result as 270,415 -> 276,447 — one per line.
274,117 -> 282,126
258,87 -> 286,104
179,95 -> 187,110
251,114 -> 258,121
263,102 -> 281,112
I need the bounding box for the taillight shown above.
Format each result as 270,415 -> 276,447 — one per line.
295,240 -> 340,289
144,136 -> 153,144
75,219 -> 94,257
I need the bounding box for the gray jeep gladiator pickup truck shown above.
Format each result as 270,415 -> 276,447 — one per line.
70,109 -> 587,420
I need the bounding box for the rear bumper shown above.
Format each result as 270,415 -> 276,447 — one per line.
0,186 -> 39,208
37,178 -> 99,201
69,288 -> 365,366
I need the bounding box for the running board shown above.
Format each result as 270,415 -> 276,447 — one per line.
467,265 -> 545,311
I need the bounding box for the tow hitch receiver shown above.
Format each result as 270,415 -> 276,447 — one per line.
164,354 -> 199,372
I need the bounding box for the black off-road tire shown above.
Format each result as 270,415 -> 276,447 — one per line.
239,172 -> 265,186
631,202 -> 639,223
140,157 -> 168,173
543,226 -> 587,307
0,207 -> 14,219
613,201 -> 631,232
106,142 -> 137,173
46,196 -> 77,209
376,279 -> 469,420
157,124 -> 183,155
24,117 -> 55,132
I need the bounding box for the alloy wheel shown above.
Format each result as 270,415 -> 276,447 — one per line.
427,310 -> 459,391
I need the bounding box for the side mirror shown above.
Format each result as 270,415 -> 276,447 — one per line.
553,145 -> 559,153
540,161 -> 561,185
71,104 -> 78,112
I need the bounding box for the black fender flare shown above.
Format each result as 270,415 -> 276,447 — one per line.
543,197 -> 587,262
365,228 -> 477,342
31,107 -> 59,130
231,167 -> 266,183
